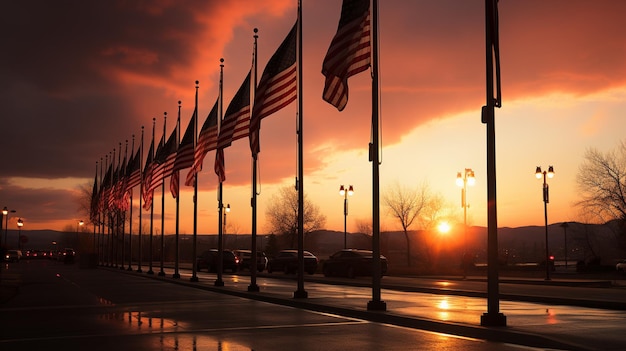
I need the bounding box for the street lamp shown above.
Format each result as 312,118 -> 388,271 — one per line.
339,185 -> 354,249
223,203 -> 230,235
17,218 -> 24,250
535,165 -> 555,280
456,168 -> 475,277
1,207 -> 6,248
4,208 -> 15,248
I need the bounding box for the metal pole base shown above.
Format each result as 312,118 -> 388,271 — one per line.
293,290 -> 308,298
157,271 -> 165,277
172,273 -> 180,279
146,270 -> 154,275
214,279 -> 224,287
126,267 -> 133,271
248,284 -> 259,292
189,276 -> 198,282
480,312 -> 507,327
367,300 -> 387,311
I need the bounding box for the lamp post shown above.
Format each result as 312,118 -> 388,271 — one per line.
76,220 -> 84,251
535,165 -> 555,280
339,185 -> 354,249
17,218 -> 24,250
4,208 -> 15,248
456,168 -> 475,277
0,207 -> 5,248
223,203 -> 230,242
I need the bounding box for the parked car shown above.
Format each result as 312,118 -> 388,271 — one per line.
63,248 -> 76,264
4,249 -> 22,262
616,260 -> 626,272
267,249 -> 318,275
196,249 -> 240,273
233,250 -> 268,272
322,249 -> 387,278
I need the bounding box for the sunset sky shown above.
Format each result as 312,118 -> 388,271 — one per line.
1,0 -> 625,238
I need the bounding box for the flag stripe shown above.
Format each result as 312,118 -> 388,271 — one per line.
322,0 -> 371,111
214,148 -> 225,182
185,99 -> 218,186
218,71 -> 251,149
250,22 -> 298,156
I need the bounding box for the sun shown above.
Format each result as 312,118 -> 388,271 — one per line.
437,221 -> 451,234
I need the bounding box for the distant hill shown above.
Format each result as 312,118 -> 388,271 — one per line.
7,222 -> 623,266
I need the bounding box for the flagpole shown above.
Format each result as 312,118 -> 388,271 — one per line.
101,155 -> 107,266
137,126 -> 145,272
93,161 -> 99,256
121,139 -> 128,270
105,152 -> 110,266
367,0 -> 386,311
158,112 -> 167,276
148,118 -> 156,275
214,59 -> 226,286
294,0 -> 307,299
127,135 -> 135,271
173,102 -> 182,279
480,0 -> 506,327
250,28 -> 259,293
247,29 -> 260,293
191,81 -> 200,282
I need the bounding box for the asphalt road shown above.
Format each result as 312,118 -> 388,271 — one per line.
2,259 -> 626,350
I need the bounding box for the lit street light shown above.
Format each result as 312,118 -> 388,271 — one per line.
456,168 -> 475,277
17,218 -> 24,250
339,185 -> 354,249
223,204 -> 230,234
535,165 -> 555,280
3,207 -> 16,248
0,207 -> 5,248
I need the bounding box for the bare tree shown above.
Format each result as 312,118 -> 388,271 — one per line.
355,218 -> 372,236
383,181 -> 430,266
576,140 -> 626,247
265,186 -> 326,248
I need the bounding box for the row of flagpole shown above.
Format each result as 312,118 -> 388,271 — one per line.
87,0 -> 387,307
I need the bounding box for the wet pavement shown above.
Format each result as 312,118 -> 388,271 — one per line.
1,259 -> 626,350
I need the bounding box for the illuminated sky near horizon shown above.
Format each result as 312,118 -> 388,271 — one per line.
1,0 -> 625,237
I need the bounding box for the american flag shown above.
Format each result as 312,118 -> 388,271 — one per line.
89,171 -> 99,223
149,126 -> 177,192
171,108 -> 197,175
142,137 -> 155,210
218,71 -> 251,149
250,22 -> 297,157
186,100 -> 218,186
322,0 -> 371,111
99,164 -> 112,213
125,147 -> 141,192
214,148 -> 225,182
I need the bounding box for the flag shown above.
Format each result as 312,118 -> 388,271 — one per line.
90,171 -> 99,223
149,125 -> 177,192
186,100 -> 218,185
322,0 -> 371,111
250,22 -> 297,157
167,108 -> 196,190
218,71 -> 251,149
214,148 -> 225,182
142,137 -> 155,210
125,146 -> 141,192
115,153 -> 128,210
100,163 -> 112,213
